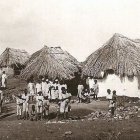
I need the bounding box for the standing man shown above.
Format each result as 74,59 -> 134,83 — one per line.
77,81 -> 84,103
1,71 -> 7,88
22,89 -> 29,120
27,79 -> 35,101
93,80 -> 99,100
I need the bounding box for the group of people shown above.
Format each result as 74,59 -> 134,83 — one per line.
77,77 -> 99,103
13,77 -> 71,121
0,71 -> 118,120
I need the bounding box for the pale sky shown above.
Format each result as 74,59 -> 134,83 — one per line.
0,0 -> 140,62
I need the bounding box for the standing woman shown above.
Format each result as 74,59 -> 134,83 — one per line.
77,81 -> 84,103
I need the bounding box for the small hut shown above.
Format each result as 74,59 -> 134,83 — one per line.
21,46 -> 80,80
82,33 -> 140,97
0,48 -> 30,75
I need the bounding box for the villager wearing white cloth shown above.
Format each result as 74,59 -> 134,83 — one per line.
45,79 -> 51,98
41,78 -> 46,96
36,91 -> 44,120
53,79 -> 60,99
22,89 -> 29,120
59,87 -> 71,120
1,71 -> 7,88
13,93 -> 23,120
88,76 -> 94,90
93,80 -> 99,100
77,81 -> 84,103
27,79 -> 35,101
35,80 -> 42,94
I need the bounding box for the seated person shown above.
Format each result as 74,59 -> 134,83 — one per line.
81,89 -> 90,103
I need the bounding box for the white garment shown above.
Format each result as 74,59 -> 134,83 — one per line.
89,79 -> 94,89
93,83 -> 99,95
77,84 -> 84,98
41,82 -> 46,96
28,83 -> 35,95
106,93 -> 113,100
36,83 -> 42,93
22,94 -> 29,112
51,89 -> 56,100
45,83 -> 51,97
1,74 -> 7,87
15,97 -> 23,115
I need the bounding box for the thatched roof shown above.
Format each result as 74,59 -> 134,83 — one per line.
20,46 -> 80,80
0,48 -> 30,67
82,33 -> 140,78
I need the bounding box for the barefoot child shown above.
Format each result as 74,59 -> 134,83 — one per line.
43,96 -> 50,120
36,91 -> 43,120
30,104 -> 37,121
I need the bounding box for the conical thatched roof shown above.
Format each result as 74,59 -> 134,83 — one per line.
82,33 -> 140,78
0,48 -> 30,67
21,46 -> 80,80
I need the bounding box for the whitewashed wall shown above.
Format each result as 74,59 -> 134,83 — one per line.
98,74 -> 140,97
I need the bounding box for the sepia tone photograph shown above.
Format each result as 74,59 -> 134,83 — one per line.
0,0 -> 140,140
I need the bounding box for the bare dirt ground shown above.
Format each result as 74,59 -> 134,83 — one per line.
0,77 -> 140,140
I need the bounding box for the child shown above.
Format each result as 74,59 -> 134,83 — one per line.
106,89 -> 112,110
81,89 -> 90,103
89,88 -> 95,101
36,91 -> 43,120
43,96 -> 50,120
106,89 -> 112,101
109,100 -> 115,116
77,81 -> 84,103
30,105 -> 37,121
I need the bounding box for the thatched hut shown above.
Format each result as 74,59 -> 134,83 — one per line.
21,46 -> 80,80
82,33 -> 140,97
0,48 -> 30,75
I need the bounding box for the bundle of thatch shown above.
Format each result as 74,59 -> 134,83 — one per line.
0,47 -> 30,67
21,46 -> 80,80
82,33 -> 140,78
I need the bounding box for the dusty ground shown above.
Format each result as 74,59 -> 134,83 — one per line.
0,77 -> 140,140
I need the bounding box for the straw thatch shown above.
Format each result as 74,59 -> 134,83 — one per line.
0,48 -> 30,67
21,46 -> 80,80
82,33 -> 140,78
